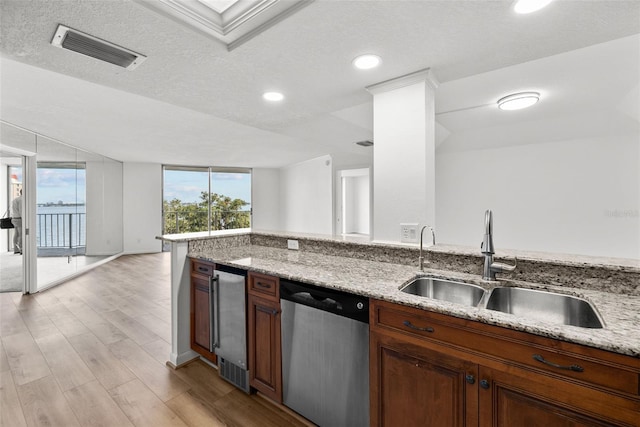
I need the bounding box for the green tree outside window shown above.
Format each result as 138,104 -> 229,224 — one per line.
163,191 -> 250,234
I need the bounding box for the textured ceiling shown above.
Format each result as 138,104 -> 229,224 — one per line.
0,0 -> 639,167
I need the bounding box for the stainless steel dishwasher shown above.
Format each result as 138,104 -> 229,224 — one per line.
280,279 -> 369,427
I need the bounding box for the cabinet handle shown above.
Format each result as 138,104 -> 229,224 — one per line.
208,275 -> 214,353
198,266 -> 208,272
480,379 -> 490,389
533,354 -> 584,372
256,305 -> 279,316
213,275 -> 220,349
465,375 -> 475,384
403,320 -> 434,333
256,281 -> 271,289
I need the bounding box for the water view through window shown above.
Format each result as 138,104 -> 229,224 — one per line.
162,166 -> 251,240
37,164 -> 86,253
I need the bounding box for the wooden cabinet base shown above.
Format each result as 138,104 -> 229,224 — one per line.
190,260 -> 217,364
248,272 -> 282,403
370,299 -> 640,427
370,332 -> 478,426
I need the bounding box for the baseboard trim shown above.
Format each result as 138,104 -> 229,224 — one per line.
169,349 -> 199,368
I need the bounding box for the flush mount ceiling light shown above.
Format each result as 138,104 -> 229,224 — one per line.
263,91 -> 284,102
497,92 -> 540,111
352,54 -> 382,70
514,0 -> 553,14
50,24 -> 146,70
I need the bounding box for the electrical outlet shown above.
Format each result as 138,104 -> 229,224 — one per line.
400,223 -> 419,243
287,239 -> 299,250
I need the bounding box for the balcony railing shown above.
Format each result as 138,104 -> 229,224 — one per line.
163,209 -> 250,234
36,213 -> 86,249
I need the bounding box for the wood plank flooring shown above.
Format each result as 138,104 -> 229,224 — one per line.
0,253 -> 311,427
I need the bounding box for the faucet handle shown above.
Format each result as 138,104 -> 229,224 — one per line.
491,257 -> 517,274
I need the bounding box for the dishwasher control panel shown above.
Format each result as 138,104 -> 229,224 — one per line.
280,279 -> 369,323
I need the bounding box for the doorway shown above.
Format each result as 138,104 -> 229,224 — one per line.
335,168 -> 371,236
1,153 -> 24,292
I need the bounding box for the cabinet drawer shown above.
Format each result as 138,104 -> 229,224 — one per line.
373,301 -> 463,345
248,272 -> 279,300
192,260 -> 214,276
372,300 -> 640,396
508,346 -> 640,396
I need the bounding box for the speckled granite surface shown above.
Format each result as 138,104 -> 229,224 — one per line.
188,243 -> 640,358
157,229 -> 640,356
167,229 -> 640,295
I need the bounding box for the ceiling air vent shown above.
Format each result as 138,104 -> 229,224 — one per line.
51,25 -> 146,70
355,140 -> 374,147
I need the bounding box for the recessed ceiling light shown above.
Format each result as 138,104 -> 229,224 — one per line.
352,54 -> 382,70
514,0 -> 553,14
497,92 -> 540,111
263,91 -> 284,102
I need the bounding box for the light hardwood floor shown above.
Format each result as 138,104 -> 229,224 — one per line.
1,252 -> 310,427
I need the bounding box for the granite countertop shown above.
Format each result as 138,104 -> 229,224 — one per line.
189,244 -> 640,358
162,228 -> 640,271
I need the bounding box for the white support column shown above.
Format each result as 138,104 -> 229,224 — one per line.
169,240 -> 198,367
367,69 -> 438,243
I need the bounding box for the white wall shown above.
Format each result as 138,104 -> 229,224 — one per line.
279,155 -> 333,234
123,162 -> 162,254
85,160 -> 124,256
103,160 -> 124,253
251,168 -> 280,231
436,135 -> 640,259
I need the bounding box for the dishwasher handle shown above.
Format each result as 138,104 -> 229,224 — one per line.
287,291 -> 341,311
280,279 -> 369,323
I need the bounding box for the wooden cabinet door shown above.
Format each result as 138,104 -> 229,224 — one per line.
190,272 -> 216,364
371,332 -> 478,427
248,294 -> 282,403
478,366 -> 639,427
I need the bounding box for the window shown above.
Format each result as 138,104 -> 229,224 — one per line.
162,166 -> 251,236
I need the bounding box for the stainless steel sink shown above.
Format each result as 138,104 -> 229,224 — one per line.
400,277 -> 486,307
485,287 -> 604,328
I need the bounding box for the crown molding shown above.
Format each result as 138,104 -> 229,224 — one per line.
366,68 -> 440,95
134,0 -> 313,50
228,1 -> 312,50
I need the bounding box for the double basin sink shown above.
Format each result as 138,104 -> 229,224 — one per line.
400,277 -> 604,329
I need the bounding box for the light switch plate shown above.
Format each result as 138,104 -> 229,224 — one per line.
400,223 -> 419,243
287,239 -> 299,250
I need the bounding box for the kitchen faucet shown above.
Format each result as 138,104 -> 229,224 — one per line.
419,225 -> 435,271
481,210 -> 517,281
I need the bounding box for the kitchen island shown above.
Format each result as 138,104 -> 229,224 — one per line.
159,229 -> 640,426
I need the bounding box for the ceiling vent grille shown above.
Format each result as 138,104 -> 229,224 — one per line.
51,25 -> 146,70
355,140 -> 374,147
